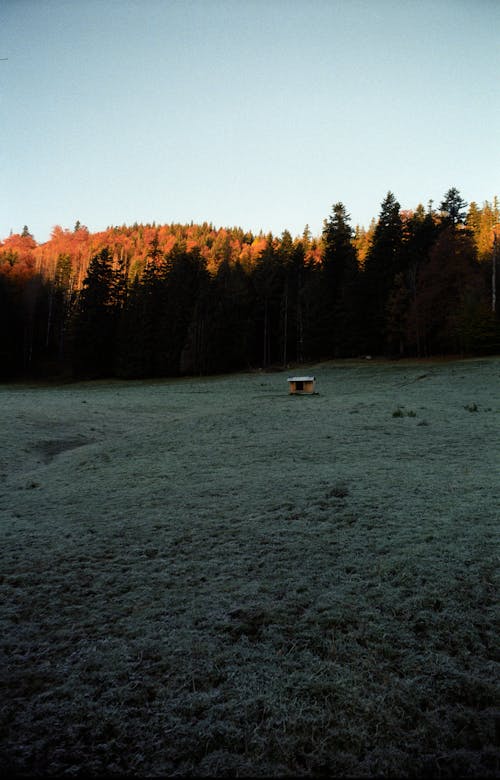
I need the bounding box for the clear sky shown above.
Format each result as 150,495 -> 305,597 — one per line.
1,0 -> 499,243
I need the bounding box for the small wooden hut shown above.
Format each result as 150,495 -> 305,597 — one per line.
287,376 -> 316,395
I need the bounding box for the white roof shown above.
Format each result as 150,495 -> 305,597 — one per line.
287,376 -> 315,381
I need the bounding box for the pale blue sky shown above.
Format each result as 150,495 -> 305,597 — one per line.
1,0 -> 499,243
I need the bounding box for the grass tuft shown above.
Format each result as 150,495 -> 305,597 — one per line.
392,406 -> 417,418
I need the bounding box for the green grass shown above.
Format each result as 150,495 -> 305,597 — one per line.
0,357 -> 499,776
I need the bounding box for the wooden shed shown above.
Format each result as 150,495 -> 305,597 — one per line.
287,376 -> 316,395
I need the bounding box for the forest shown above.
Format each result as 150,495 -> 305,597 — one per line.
1,188 -> 499,380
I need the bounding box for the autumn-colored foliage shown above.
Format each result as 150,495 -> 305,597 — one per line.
1,220 -> 327,291
1,191 -> 498,380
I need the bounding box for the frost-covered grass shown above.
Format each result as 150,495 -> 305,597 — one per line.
1,357 -> 499,777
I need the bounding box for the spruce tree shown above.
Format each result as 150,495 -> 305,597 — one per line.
278,230 -> 294,366
402,207 -> 438,356
253,236 -> 282,367
439,187 -> 468,227
362,191 -> 403,354
70,247 -> 121,378
162,246 -> 208,376
321,203 -> 359,356
414,226 -> 487,354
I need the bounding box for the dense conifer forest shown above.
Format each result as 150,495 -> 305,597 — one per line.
1,188 -> 499,380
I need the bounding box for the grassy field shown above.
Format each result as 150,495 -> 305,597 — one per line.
1,357 -> 499,777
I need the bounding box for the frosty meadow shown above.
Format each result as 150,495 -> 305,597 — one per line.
1,357 -> 499,776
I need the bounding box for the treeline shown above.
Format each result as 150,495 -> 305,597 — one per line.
1,188 -> 499,380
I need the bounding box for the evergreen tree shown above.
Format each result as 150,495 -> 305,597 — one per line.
300,250 -> 327,362
138,235 -> 169,376
198,259 -> 253,374
116,275 -> 146,378
385,272 -> 410,356
321,203 -> 360,356
278,230 -> 294,366
70,247 -> 122,377
401,206 -> 438,356
161,245 -> 208,376
361,192 -> 403,353
0,273 -> 24,377
253,236 -> 282,367
467,199 -> 500,261
439,187 -> 468,227
292,240 -> 307,364
466,201 -> 481,239
44,253 -> 75,372
413,226 -> 487,354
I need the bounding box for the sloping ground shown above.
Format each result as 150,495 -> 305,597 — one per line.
0,358 -> 499,777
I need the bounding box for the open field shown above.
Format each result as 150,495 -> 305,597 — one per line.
1,358 -> 499,777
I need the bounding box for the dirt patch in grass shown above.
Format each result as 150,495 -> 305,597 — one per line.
1,358 -> 499,776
